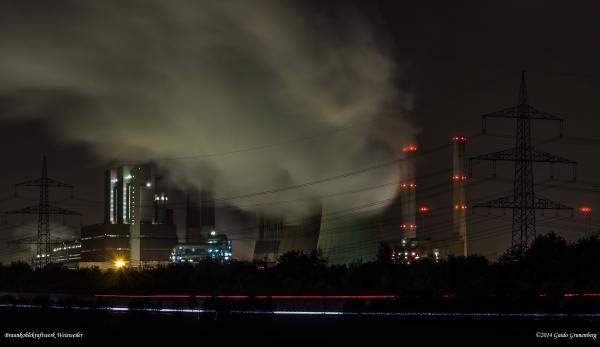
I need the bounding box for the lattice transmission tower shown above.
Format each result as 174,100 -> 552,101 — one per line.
4,156 -> 80,268
469,72 -> 576,255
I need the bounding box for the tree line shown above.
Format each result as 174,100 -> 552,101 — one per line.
0,233 -> 599,296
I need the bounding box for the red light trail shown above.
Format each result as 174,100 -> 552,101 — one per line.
95,294 -> 398,299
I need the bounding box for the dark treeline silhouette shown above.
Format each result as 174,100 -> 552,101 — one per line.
1,233 -> 599,296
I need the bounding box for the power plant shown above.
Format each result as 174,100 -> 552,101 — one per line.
5,147 -> 476,269
80,164 -> 178,269
3,75 -> 588,268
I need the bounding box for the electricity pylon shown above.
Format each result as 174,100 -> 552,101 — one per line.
469,72 -> 576,255
4,156 -> 80,269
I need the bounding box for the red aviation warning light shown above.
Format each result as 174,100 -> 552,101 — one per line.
452,136 -> 467,142
452,175 -> 468,181
402,145 -> 418,152
454,204 -> 467,210
580,207 -> 592,233
419,207 -> 430,212
400,183 -> 416,189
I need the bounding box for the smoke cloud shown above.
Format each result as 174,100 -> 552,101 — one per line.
0,0 -> 415,220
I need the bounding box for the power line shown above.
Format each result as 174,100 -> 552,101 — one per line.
115,118 -> 372,165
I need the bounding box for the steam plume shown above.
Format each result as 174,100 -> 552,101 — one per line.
0,0 -> 415,221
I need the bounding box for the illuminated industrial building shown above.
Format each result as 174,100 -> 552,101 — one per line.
104,164 -> 155,225
389,238 -> 420,264
170,189 -> 235,264
50,241 -> 81,269
79,224 -> 130,269
171,231 -> 232,264
79,164 -> 178,270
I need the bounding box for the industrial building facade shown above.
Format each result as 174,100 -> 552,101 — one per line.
50,240 -> 81,270
80,224 -> 130,268
79,164 -> 178,269
171,231 -> 232,264
71,140 -> 469,269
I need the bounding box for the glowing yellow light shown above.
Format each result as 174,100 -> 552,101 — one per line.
114,259 -> 126,269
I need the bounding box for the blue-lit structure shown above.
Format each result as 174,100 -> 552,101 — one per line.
171,231 -> 232,264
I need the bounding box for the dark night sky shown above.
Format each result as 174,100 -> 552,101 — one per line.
1,0 -> 599,262
376,0 -> 600,258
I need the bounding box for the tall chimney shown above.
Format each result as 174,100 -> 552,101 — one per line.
401,145 -> 417,239
452,136 -> 467,256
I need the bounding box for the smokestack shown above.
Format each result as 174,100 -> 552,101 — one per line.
400,145 -> 417,239
452,136 -> 467,256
